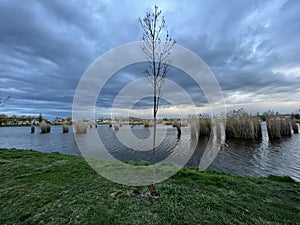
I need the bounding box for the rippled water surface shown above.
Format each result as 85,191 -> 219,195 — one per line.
0,122 -> 299,181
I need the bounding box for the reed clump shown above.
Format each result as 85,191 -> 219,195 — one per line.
189,114 -> 211,139
266,118 -> 281,139
113,123 -> 119,131
31,124 -> 35,133
39,122 -> 47,134
280,119 -> 292,136
73,121 -> 87,134
291,119 -> 299,134
225,109 -> 262,140
143,120 -> 154,127
265,111 -> 292,139
253,119 -> 262,140
198,115 -> 211,137
46,123 -> 51,133
40,121 -> 51,134
62,124 -> 69,133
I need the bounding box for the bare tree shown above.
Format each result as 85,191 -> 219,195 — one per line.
139,5 -> 176,196
0,94 -> 10,107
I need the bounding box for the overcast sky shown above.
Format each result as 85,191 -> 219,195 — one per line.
1,0 -> 300,119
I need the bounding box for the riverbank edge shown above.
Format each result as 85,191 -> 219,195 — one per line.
1,148 -> 299,224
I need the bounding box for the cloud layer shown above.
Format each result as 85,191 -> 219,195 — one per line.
0,0 -> 300,118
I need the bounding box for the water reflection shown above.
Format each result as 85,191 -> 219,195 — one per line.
0,123 -> 299,181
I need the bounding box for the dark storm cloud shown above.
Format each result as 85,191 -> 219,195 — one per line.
1,0 -> 300,118
177,0 -> 299,113
0,0 -> 112,118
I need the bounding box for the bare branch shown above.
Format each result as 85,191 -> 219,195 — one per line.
140,5 -> 175,118
0,95 -> 10,107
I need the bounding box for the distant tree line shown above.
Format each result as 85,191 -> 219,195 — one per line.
0,114 -> 72,126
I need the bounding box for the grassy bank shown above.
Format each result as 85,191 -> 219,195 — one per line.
0,148 -> 300,224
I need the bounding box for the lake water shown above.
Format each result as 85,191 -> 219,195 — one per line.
0,123 -> 299,181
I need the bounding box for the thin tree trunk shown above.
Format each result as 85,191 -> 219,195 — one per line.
139,5 -> 175,196
151,70 -> 158,196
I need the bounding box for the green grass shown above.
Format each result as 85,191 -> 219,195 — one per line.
1,148 -> 300,225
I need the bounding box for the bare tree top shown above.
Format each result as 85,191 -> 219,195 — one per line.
139,5 -> 176,116
0,95 -> 10,107
139,5 -> 176,82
